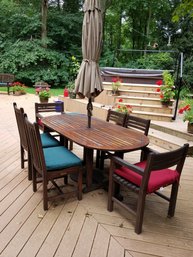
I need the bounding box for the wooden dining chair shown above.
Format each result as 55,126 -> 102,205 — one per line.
124,115 -> 150,136
24,115 -> 83,210
124,115 -> 151,161
13,102 -> 60,180
35,102 -> 64,131
107,144 -> 189,234
35,102 -> 73,150
96,109 -> 127,169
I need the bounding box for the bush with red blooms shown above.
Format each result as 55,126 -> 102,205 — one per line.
155,71 -> 175,103
113,98 -> 132,114
178,99 -> 193,123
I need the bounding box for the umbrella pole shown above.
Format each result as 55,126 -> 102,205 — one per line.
87,97 -> 93,128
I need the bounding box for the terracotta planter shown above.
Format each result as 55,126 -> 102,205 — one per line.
14,90 -> 22,96
161,101 -> 172,107
187,122 -> 193,134
39,97 -> 49,103
111,90 -> 119,96
69,92 -> 76,99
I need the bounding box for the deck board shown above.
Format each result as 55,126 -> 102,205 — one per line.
0,94 -> 193,257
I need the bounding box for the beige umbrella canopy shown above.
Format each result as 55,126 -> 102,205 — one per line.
75,0 -> 103,128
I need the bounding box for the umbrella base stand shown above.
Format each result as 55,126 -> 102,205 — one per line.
87,98 -> 93,128
70,168 -> 108,193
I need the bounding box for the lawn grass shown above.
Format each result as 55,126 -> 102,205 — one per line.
0,87 -> 64,96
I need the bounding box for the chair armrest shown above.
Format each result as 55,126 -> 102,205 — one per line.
109,154 -> 144,176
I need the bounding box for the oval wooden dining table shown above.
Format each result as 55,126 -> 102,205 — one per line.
42,113 -> 149,192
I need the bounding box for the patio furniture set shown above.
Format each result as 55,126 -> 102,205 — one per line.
13,101 -> 189,234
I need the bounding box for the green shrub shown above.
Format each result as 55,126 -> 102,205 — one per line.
0,40 -> 80,87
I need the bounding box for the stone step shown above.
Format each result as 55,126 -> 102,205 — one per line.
149,128 -> 193,156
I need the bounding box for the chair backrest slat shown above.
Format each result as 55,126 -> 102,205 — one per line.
106,109 -> 127,126
35,102 -> 64,114
125,115 -> 150,136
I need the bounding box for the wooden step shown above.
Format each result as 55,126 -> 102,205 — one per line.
117,102 -> 173,114
149,128 -> 193,155
118,89 -> 160,98
132,110 -> 173,122
103,82 -> 158,92
114,95 -> 164,105
150,122 -> 193,141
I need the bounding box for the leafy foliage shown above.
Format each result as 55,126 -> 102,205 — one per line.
0,40 -> 78,87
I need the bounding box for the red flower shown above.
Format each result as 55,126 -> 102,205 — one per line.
156,80 -> 163,86
119,98 -> 123,102
156,88 -> 160,92
160,93 -> 164,99
117,105 -> 121,109
184,104 -> 191,111
178,108 -> 184,114
112,77 -> 122,83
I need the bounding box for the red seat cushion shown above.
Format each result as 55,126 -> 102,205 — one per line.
115,161 -> 180,193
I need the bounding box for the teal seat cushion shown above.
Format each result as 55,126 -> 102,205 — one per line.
41,133 -> 60,148
43,146 -> 82,170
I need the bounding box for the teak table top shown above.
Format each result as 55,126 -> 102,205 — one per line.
42,113 -> 149,152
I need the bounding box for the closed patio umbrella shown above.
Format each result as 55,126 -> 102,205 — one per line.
75,0 -> 103,128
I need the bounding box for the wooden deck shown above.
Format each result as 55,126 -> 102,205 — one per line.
0,93 -> 193,257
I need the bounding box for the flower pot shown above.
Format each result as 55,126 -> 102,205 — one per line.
161,101 -> 171,107
39,97 -> 49,103
112,90 -> 119,96
14,90 -> 23,96
69,92 -> 76,99
187,122 -> 193,134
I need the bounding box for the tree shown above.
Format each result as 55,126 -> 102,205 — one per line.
173,0 -> 193,22
41,0 -> 48,47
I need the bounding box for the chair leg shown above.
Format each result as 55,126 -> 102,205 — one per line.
64,175 -> 68,185
21,145 -> 25,169
32,166 -> 37,192
69,140 -> 73,150
99,151 -> 105,170
43,178 -> 48,211
28,151 -> 32,181
135,191 -> 146,234
77,169 -> 82,200
96,150 -> 100,168
168,182 -> 179,217
108,177 -> 115,212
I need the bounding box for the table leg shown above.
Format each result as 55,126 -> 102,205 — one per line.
83,147 -> 107,193
84,147 -> 94,189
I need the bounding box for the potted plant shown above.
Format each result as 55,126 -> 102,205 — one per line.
38,87 -> 51,103
67,81 -> 76,99
111,77 -> 122,95
113,98 -> 133,114
178,98 -> 193,133
156,71 -> 175,106
12,81 -> 26,95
